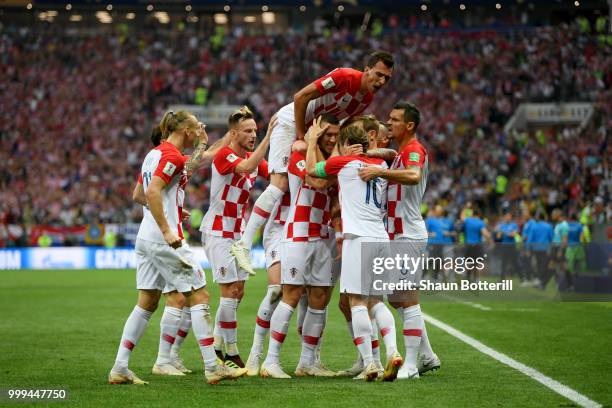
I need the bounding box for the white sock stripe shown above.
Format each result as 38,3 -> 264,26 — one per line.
306,307 -> 326,314
423,313 -> 602,408
134,305 -> 153,320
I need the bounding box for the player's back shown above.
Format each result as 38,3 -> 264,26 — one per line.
322,155 -> 388,239
137,141 -> 187,243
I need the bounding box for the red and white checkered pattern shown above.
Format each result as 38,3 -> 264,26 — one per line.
284,152 -> 333,242
386,139 -> 429,240
200,146 -> 267,239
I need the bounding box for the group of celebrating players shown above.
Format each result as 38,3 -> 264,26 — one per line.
108,51 -> 440,385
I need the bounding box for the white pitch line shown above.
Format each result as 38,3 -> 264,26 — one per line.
423,313 -> 602,408
439,294 -> 492,311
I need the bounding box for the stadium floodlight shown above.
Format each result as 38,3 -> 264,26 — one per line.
214,13 -> 228,24
262,5 -> 269,12
459,3 -> 466,10
69,14 -> 82,21
224,5 -> 230,12
338,5 -> 344,11
421,4 -> 427,11
244,15 -> 257,23
187,15 -> 198,22
26,3 -> 32,9
495,3 -> 501,9
154,11 -> 170,24
574,0 -> 579,6
66,4 -> 72,10
185,5 -> 192,12
126,12 -> 135,19
146,4 -> 153,11
96,10 -> 112,23
106,4 -> 112,11
262,11 -> 275,24
299,5 -> 306,12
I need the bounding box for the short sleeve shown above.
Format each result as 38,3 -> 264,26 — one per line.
288,152 -> 307,180
214,148 -> 244,175
322,156 -> 349,177
137,174 -> 143,184
399,144 -> 427,169
258,158 -> 269,179
313,68 -> 352,95
153,151 -> 185,184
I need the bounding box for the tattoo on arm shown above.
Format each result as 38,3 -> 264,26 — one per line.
184,141 -> 209,173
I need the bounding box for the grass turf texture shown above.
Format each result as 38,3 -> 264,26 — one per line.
1,269 -> 610,407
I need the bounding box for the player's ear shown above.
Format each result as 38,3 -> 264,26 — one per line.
406,121 -> 415,133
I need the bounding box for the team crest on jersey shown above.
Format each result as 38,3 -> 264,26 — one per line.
290,267 -> 298,278
409,152 -> 420,162
296,160 -> 306,172
321,77 -> 336,90
219,266 -> 227,277
162,161 -> 177,176
226,153 -> 239,163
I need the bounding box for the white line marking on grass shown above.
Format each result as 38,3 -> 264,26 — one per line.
423,313 -> 602,408
440,294 -> 492,311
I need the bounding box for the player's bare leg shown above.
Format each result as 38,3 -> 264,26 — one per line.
246,262 -> 281,376
295,286 -> 335,377
217,281 -> 246,368
261,284 -> 304,379
109,290 -> 160,385
152,291 -> 187,376
231,173 -> 288,274
183,286 -> 247,384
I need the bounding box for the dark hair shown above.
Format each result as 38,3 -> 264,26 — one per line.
366,51 -> 394,69
228,106 -> 254,128
393,101 -> 421,130
159,110 -> 198,138
318,113 -> 340,126
150,125 -> 163,147
339,125 -> 369,152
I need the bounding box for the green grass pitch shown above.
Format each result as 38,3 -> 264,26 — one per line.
1,269 -> 610,407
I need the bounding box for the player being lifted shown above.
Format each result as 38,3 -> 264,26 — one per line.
231,51 -> 395,274
200,107 -> 277,368
259,114 -> 340,379
359,101 -> 440,379
306,124 -> 404,382
109,110 -> 246,385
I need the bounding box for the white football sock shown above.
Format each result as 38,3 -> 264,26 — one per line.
266,301 -> 294,365
314,307 -> 328,364
351,305 -> 373,366
156,306 -> 182,365
346,319 -> 361,362
190,304 -> 218,370
171,307 -> 191,359
241,184 -> 285,249
402,305 -> 423,368
371,301 -> 398,358
213,306 -> 223,353
113,306 -> 153,372
251,285 -> 281,354
371,319 -> 381,363
420,320 -> 435,360
218,297 -> 239,356
299,307 -> 326,367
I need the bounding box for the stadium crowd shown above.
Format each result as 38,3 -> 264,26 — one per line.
0,20 -> 610,246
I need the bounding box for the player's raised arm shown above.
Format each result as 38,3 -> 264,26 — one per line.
294,82 -> 321,141
185,128 -> 231,173
305,117 -> 330,177
184,122 -> 210,173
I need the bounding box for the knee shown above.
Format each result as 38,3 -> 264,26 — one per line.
165,292 -> 186,309
138,292 -> 160,312
271,174 -> 289,192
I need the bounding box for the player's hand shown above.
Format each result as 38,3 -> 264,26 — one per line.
335,236 -> 343,261
305,116 -> 329,144
196,122 -> 209,147
181,209 -> 191,221
358,165 -> 381,181
266,114 -> 278,138
345,144 -> 363,156
292,140 -> 307,153
163,230 -> 182,249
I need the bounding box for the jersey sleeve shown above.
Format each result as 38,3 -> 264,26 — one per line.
399,144 -> 427,169
137,174 -> 143,184
313,68 -> 352,95
258,159 -> 269,179
288,152 -> 307,180
315,156 -> 349,178
214,148 -> 244,175
152,151 -> 185,184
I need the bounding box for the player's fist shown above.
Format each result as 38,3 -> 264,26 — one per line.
163,230 -> 182,249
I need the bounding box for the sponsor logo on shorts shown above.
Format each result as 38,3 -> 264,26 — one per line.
219,266 -> 227,277
271,250 -> 278,260
282,156 -> 289,167
290,267 -> 298,278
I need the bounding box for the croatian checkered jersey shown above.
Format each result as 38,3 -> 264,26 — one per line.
386,139 -> 428,240
284,151 -> 334,242
314,155 -> 388,239
276,68 -> 374,127
200,146 -> 268,239
137,141 -> 188,244
272,191 -> 291,225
